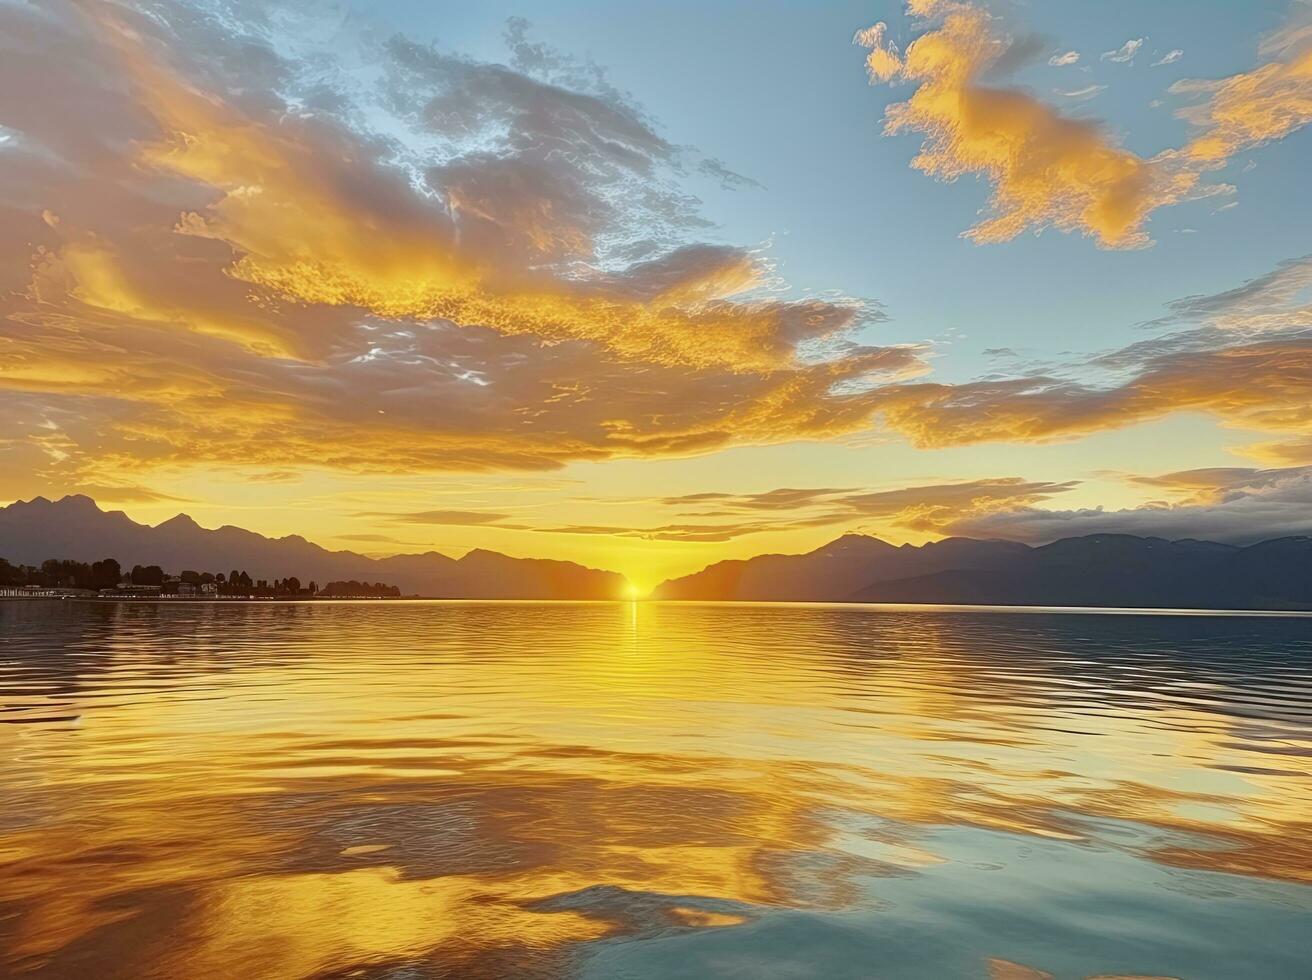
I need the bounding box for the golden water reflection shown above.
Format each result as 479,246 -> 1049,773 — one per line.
1,601 -> 1309,978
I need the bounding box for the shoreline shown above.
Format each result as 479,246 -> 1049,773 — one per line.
0,595 -> 410,603
4,596 -> 1311,617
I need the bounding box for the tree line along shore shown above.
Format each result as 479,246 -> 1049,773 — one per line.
0,556 -> 403,599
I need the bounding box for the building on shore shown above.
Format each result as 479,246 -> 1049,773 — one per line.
103,583 -> 164,597
1,586 -> 98,598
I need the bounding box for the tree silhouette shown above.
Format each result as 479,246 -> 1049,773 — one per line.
91,558 -> 121,590
3,555 -> 397,599
130,564 -> 165,586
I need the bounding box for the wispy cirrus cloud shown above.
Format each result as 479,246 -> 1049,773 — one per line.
1171,4 -> 1312,164
1055,85 -> 1107,102
343,478 -> 1078,544
559,466 -> 1312,546
551,477 -> 1081,542
527,520 -> 825,544
648,467 -> 1312,546
690,477 -> 1081,534
71,484 -> 191,505
1101,38 -> 1145,64
1153,49 -> 1184,67
335,533 -> 433,545
361,510 -> 514,527
1147,254 -> 1312,333
857,253 -> 1312,462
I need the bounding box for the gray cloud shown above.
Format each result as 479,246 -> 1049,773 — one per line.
946,466 -> 1312,544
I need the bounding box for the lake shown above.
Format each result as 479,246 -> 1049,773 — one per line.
1,600 -> 1309,979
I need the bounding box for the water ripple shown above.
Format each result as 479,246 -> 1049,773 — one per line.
0,600 -> 1309,978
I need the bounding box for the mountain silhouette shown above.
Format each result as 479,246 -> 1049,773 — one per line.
654,532 -> 1312,610
0,496 -> 625,599
8,497 -> 1309,609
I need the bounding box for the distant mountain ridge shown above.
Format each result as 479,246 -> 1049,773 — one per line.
0,496 -> 625,600
654,532 -> 1312,611
6,496 -> 1310,609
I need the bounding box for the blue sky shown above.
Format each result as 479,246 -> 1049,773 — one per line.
368,0 -> 1309,373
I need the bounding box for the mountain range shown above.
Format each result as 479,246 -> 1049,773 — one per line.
653,532 -> 1312,610
0,496 -> 625,599
4,496 -> 1310,609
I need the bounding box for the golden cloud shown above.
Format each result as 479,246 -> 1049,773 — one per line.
857,1 -> 1312,247
0,1 -> 923,488
545,478 -> 1080,542
872,336 -> 1312,450
87,7 -> 858,374
856,3 -> 1173,247
864,248 -> 1312,456
3,0 -> 1309,499
1174,5 -> 1312,163
1244,435 -> 1312,466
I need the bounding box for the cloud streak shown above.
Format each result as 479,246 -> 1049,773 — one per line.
867,253 -> 1312,457
565,478 -> 1082,542
1172,7 -> 1312,163
636,467 -> 1312,546
1101,39 -> 1145,64
947,466 -> 1312,544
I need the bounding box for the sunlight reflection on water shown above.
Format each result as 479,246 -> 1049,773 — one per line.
1,600 -> 1309,978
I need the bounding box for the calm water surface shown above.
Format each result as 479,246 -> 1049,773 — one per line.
1,600 -> 1310,979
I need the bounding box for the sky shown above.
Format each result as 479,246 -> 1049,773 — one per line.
1,0 -> 1310,590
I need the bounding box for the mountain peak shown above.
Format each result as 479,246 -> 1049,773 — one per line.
0,494 -> 623,598
57,493 -> 99,506
819,533 -> 895,555
156,513 -> 201,531
653,528 -> 1312,609
5,493 -> 116,515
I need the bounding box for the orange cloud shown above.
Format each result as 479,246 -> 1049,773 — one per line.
544,478 -> 1080,542
873,336 -> 1312,450
863,253 -> 1312,455
86,8 -> 857,374
856,3 -> 1173,248
1174,5 -> 1312,163
3,0 -> 1307,501
1245,436 -> 1312,466
857,1 -> 1312,247
0,1 -> 923,488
